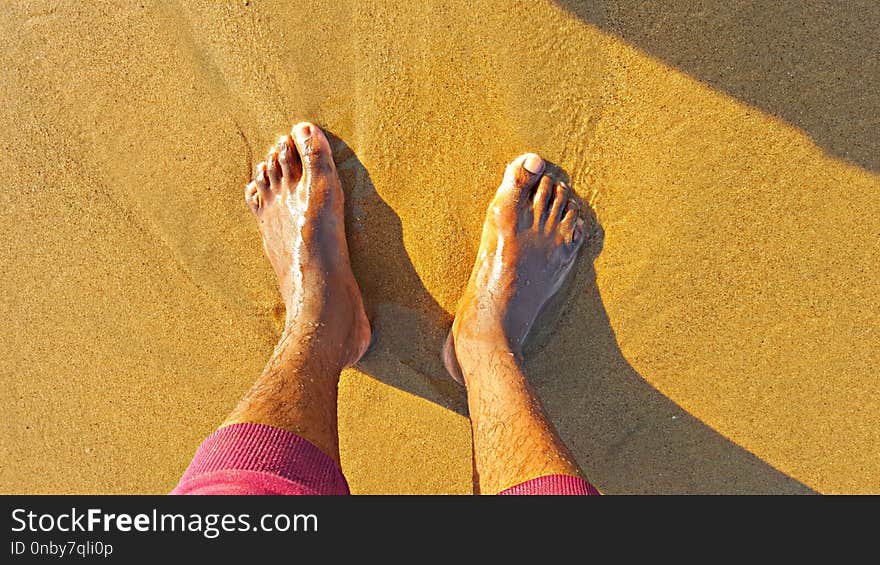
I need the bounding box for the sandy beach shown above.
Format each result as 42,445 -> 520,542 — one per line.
1,0 -> 878,494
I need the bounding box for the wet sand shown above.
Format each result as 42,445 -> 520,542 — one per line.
1,1 -> 877,494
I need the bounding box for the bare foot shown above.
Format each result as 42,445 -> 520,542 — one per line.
245,122 -> 371,369
443,153 -> 585,385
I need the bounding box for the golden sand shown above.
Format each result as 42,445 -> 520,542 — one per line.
1,1 -> 877,494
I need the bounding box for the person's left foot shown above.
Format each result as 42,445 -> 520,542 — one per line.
245,122 -> 371,369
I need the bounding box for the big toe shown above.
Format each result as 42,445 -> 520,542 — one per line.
492,153 -> 546,230
500,153 -> 545,202
291,122 -> 335,179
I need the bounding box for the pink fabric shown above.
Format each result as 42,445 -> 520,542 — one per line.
172,423 -> 349,495
172,423 -> 599,495
498,474 -> 600,495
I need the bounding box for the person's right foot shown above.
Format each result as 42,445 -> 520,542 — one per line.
443,153 -> 585,385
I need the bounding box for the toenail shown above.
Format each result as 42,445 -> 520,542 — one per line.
294,123 -> 312,141
523,154 -> 545,175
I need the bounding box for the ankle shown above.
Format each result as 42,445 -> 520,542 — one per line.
453,332 -> 524,382
281,300 -> 370,369
274,320 -> 346,373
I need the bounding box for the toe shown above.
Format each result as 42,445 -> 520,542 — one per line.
501,153 -> 545,203
255,162 -> 271,202
546,181 -> 570,230
277,134 -> 301,180
532,174 -> 553,229
559,199 -> 580,243
291,122 -> 335,178
245,181 -> 260,212
266,148 -> 282,185
567,216 -> 587,254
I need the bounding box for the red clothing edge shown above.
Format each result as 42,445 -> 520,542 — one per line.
172,423 -> 599,496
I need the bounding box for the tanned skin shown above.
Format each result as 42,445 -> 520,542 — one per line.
228,123 -> 587,492
443,153 -> 588,493
227,122 -> 370,465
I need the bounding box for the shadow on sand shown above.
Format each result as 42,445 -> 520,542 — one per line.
327,132 -> 814,494
555,0 -> 879,172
